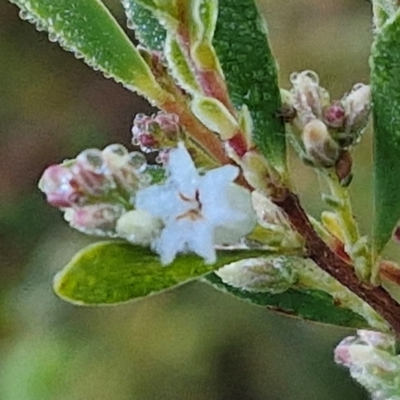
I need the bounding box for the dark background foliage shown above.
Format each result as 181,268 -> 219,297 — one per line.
0,1 -> 375,398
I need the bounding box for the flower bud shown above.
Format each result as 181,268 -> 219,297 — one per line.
324,101 -> 346,129
101,145 -> 149,193
72,149 -> 111,196
357,330 -> 396,352
342,83 -> 371,139
335,330 -> 400,400
39,143 -> 155,240
215,256 -> 298,294
302,120 -> 339,168
289,70 -> 330,128
39,164 -> 77,207
64,204 -> 124,236
116,209 -> 163,246
131,112 -> 182,152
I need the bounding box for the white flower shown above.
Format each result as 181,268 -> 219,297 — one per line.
135,143 -> 256,264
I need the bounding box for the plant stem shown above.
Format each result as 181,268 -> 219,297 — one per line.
322,171 -> 373,282
274,190 -> 400,337
162,99 -> 230,165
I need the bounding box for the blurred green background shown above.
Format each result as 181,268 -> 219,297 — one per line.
0,1 -> 378,399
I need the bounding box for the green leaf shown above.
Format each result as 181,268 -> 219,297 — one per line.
165,33 -> 202,94
204,273 -> 369,329
213,0 -> 286,174
54,241 -> 267,305
121,0 -> 166,51
189,0 -> 219,70
371,9 -> 400,254
10,0 -> 169,103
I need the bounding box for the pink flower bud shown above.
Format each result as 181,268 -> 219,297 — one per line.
72,149 -> 111,196
154,112 -> 180,139
39,164 -> 77,207
138,134 -> 158,149
334,336 -> 355,367
131,112 -> 182,152
334,330 -> 400,399
324,101 -> 346,128
64,204 -> 124,235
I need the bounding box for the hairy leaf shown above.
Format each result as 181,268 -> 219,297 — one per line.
10,0 -> 168,102
214,0 -> 286,173
189,0 -> 219,70
54,241 -> 267,305
165,33 -> 202,94
121,0 -> 166,50
204,273 -> 369,329
371,9 -> 400,254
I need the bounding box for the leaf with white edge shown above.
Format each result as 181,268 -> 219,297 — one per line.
204,273 -> 370,329
165,34 -> 202,95
189,0 -> 219,70
54,241 -> 268,305
214,0 -> 286,174
191,96 -> 239,139
10,0 -> 169,103
371,9 -> 400,254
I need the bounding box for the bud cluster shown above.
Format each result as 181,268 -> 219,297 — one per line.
335,330 -> 400,400
131,112 -> 183,153
39,144 -> 151,236
284,70 -> 371,174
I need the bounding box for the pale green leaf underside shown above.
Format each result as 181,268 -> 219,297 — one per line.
204,274 -> 368,329
371,9 -> 400,253
54,241 -> 268,305
10,0 -> 167,101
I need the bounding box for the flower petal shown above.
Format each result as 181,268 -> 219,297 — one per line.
168,143 -> 199,196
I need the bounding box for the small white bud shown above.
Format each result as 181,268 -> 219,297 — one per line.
342,84 -> 371,137
302,120 -> 339,168
289,70 -> 330,128
335,330 -> 400,400
116,209 -> 164,246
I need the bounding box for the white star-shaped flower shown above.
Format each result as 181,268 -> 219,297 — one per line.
135,143 -> 256,264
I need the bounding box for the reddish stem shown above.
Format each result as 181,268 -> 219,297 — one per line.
274,190 -> 400,336
162,99 -> 230,165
